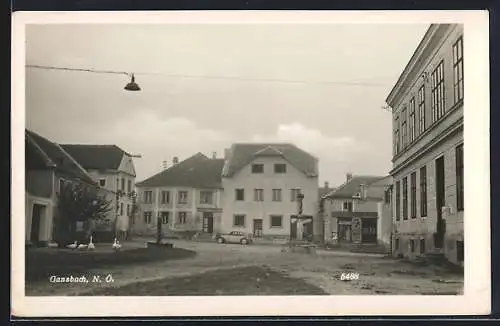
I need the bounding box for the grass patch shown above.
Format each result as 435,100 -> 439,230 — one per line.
26,247 -> 196,283
86,266 -> 328,296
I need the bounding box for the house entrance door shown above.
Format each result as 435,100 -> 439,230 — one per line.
202,212 -> 214,233
253,219 -> 263,238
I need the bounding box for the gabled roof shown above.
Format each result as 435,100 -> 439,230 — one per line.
319,187 -> 336,198
324,175 -> 388,200
25,130 -> 96,185
60,144 -> 129,171
222,143 -> 318,178
136,153 -> 225,188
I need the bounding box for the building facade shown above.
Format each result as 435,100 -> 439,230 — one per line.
134,153 -> 224,237
25,130 -> 98,246
61,144 -> 138,239
221,143 -> 319,243
386,24 -> 464,265
321,174 -> 393,250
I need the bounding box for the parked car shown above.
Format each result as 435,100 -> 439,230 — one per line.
214,231 -> 253,245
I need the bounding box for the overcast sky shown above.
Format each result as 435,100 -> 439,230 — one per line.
25,23 -> 429,186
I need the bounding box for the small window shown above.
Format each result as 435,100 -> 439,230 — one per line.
410,239 -> 415,253
343,201 -> 353,212
233,214 -> 245,227
144,191 -> 153,204
161,212 -> 169,224
161,191 -> 170,204
457,241 -> 464,262
99,179 -> 106,187
272,189 -> 282,202
235,189 -> 245,201
254,189 -> 264,202
178,212 -> 187,224
270,215 -> 283,228
144,212 -> 152,224
274,164 -> 287,173
178,191 -> 188,204
290,188 -> 301,202
200,191 -> 213,204
251,164 -> 264,173
420,239 -> 426,254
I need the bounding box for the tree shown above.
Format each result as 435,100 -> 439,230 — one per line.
54,180 -> 113,245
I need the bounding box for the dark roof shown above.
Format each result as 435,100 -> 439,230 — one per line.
25,130 -> 96,185
136,153 -> 225,188
60,144 -> 128,171
324,175 -> 388,200
319,187 -> 336,197
222,143 -> 318,178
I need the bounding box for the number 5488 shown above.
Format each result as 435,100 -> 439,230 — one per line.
340,272 -> 359,280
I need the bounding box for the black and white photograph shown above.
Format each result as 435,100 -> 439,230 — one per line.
12,10 -> 490,317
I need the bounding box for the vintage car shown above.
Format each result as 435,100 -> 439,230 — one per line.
214,231 -> 253,245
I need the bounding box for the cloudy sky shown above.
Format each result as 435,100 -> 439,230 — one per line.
25,23 -> 429,186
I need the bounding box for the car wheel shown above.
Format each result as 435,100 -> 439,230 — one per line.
217,238 -> 224,244
241,238 -> 248,245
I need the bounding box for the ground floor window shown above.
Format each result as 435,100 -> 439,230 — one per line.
410,239 -> 415,253
178,212 -> 187,224
143,212 -> 152,224
420,239 -> 425,254
161,212 -> 169,224
270,215 -> 283,228
233,214 -> 245,227
395,238 -> 400,251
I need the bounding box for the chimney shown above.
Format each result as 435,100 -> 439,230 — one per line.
324,181 -> 329,189
162,160 -> 168,170
173,157 -> 179,165
212,152 -> 217,159
346,173 -> 353,182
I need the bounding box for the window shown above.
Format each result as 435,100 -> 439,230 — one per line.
161,212 -> 170,224
120,203 -> 124,215
178,212 -> 187,224
235,188 -> 245,201
420,166 -> 428,217
410,172 -> 417,218
409,97 -> 416,143
233,214 -> 245,227
126,204 -> 130,217
144,212 -> 152,224
290,188 -> 301,202
457,240 -> 464,262
395,181 -> 401,221
161,191 -> 170,204
420,239 -> 426,254
431,60 -> 445,123
418,85 -> 426,135
395,238 -> 400,251
272,189 -> 282,202
251,164 -> 264,173
127,180 -> 132,193
274,164 -> 287,173
394,116 -> 400,155
254,189 -> 264,202
99,179 -> 106,187
200,191 -> 213,204
343,201 -> 353,212
121,178 -> 125,191
270,215 -> 283,228
402,177 -> 408,220
456,144 -> 464,211
144,191 -> 153,203
401,108 -> 407,149
178,191 -> 188,204
453,36 -> 464,103
410,239 -> 415,253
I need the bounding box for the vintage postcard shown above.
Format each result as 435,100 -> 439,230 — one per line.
11,10 -> 490,317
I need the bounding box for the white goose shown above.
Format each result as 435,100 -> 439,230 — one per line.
66,241 -> 77,249
77,242 -> 88,250
87,236 -> 95,250
112,238 -> 122,251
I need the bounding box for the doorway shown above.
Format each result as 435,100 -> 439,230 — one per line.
30,204 -> 45,245
253,219 -> 263,238
202,212 -> 214,233
435,156 -> 446,249
361,218 -> 377,243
